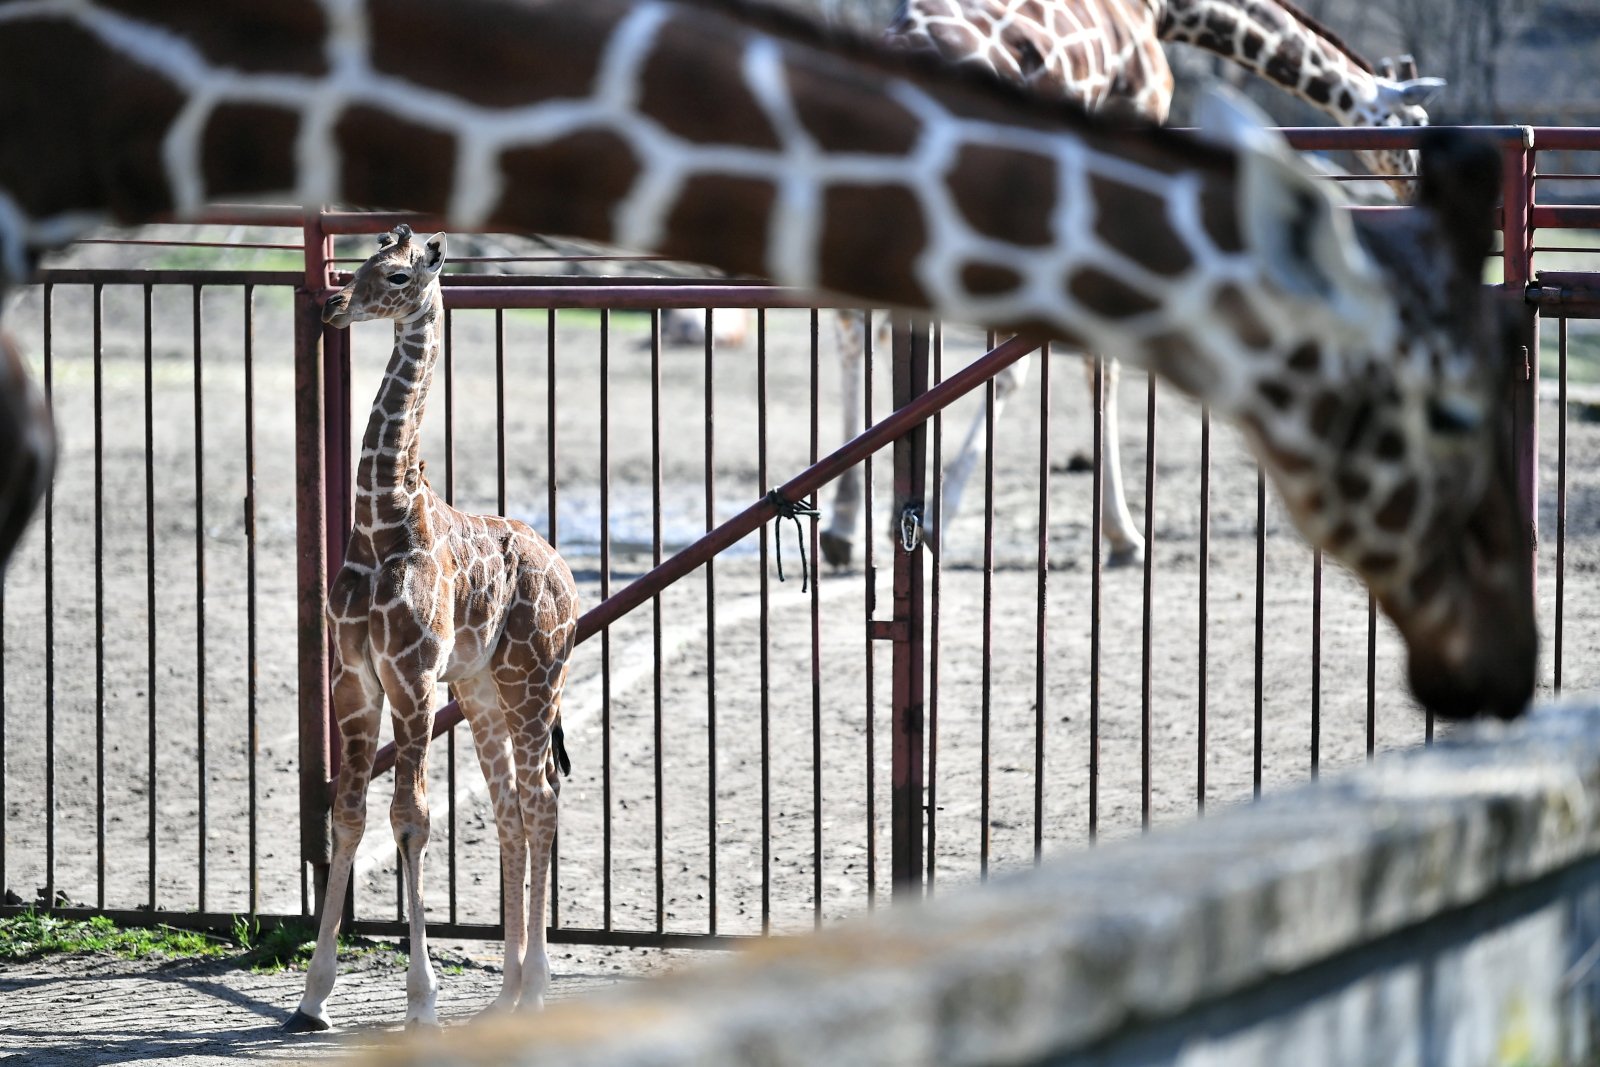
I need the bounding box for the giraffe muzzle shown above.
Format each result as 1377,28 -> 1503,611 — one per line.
322,290 -> 354,328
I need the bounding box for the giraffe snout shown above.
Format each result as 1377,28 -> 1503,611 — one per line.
322,290 -> 354,327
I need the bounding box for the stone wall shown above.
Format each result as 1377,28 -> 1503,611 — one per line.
356,703 -> 1600,1066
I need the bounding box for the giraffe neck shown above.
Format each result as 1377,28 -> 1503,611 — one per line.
0,0 -> 1373,421
354,286 -> 443,528
1158,0 -> 1379,124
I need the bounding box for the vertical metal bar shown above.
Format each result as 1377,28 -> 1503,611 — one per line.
650,310 -> 664,934
1089,356 -> 1102,841
599,309 -> 613,932
927,324 -> 943,888
494,309 -> 507,929
294,283 -> 332,911
544,309 -> 560,929
1197,407 -> 1209,811
1033,343 -> 1049,861
43,284 -> 55,906
809,309 -> 823,927
890,317 -> 927,895
496,310 -> 507,516
145,284 -> 157,910
979,358 -> 995,878
1366,593 -> 1377,760
703,311 -> 718,933
863,311 -> 877,906
1252,466 -> 1265,800
193,285 -> 208,911
443,310 -> 458,926
1311,551 -> 1322,775
1556,317 -> 1568,694
547,309 -> 559,547
1502,135 -> 1539,604
1140,375 -> 1155,831
244,285 -> 259,915
756,309 -> 771,933
93,284 -> 106,907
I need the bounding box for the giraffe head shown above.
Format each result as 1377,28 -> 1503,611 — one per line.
1208,102 -> 1534,719
1357,56 -> 1447,199
322,225 -> 448,328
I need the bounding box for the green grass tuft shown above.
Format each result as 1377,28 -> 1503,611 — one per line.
0,910 -> 232,962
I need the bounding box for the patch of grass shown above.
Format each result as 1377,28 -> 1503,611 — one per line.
0,910 -> 232,962
0,910 -> 404,974
231,916 -> 401,974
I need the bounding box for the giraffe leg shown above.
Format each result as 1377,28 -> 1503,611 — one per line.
822,309 -> 866,568
376,657 -> 443,1030
454,672 -> 529,1016
515,720 -> 561,1012
938,352 -> 1032,548
492,581 -> 574,1012
286,649 -> 383,1033
1085,356 -> 1145,567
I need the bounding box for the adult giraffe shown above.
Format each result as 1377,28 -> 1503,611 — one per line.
0,0 -> 1531,1027
820,0 -> 1446,569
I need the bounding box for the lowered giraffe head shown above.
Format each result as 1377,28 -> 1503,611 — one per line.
1197,97 -> 1532,719
1357,56 -> 1447,198
322,225 -> 448,328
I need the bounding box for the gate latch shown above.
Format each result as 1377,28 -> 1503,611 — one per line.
898,505 -> 923,554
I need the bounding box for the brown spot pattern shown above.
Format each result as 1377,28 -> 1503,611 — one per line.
202,104 -> 300,199
639,18 -> 780,150
948,144 -> 1057,247
1376,478 -> 1420,532
820,185 -> 928,307
372,0 -> 620,107
1215,284 -> 1272,348
102,0 -> 326,74
1069,267 -> 1161,318
1091,175 -> 1192,275
961,262 -> 1025,295
787,58 -> 920,156
336,107 -> 455,213
494,131 -> 642,242
0,21 -> 188,221
663,175 -> 775,278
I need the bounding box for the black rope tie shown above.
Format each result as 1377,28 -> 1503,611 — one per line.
765,489 -> 821,593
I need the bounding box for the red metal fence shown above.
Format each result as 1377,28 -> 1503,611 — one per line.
1,126 -> 1598,948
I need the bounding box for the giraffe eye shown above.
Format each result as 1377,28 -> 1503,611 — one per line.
387,273 -> 411,286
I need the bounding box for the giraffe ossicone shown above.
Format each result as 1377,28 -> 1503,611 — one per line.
284,224 -> 580,1032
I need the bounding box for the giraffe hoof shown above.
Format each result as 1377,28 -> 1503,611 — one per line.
281,1009 -> 331,1034
820,531 -> 854,569
406,1018 -> 443,1033
1106,545 -> 1145,569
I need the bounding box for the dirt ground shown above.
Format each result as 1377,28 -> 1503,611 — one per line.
2,273 -> 1598,1035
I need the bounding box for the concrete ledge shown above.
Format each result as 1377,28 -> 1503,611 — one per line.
359,702 -> 1600,1066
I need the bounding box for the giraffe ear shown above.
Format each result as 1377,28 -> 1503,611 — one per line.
422,231 -> 448,276
1379,77 -> 1447,110
1196,87 -> 1391,342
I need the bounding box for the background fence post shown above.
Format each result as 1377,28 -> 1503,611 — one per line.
890,316 -> 929,895
1502,129 -> 1540,603
295,210 -> 334,908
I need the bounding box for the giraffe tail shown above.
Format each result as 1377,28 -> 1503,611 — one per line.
552,718 -> 572,778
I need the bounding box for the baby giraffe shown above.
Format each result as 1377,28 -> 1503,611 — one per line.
286,225 -> 579,1032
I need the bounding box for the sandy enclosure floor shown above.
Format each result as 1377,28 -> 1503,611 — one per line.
3,278 -> 1598,952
